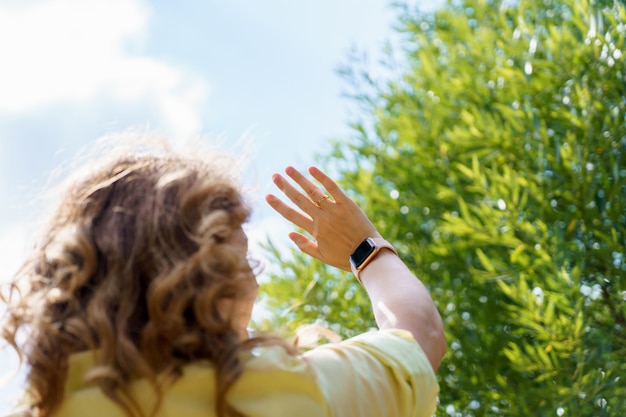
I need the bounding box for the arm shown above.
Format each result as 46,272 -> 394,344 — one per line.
266,166 -> 446,371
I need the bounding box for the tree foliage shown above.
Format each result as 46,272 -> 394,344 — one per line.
259,0 -> 626,415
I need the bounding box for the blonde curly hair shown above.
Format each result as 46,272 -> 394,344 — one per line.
1,138 -> 293,417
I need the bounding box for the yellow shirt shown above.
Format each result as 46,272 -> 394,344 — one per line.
7,329 -> 438,417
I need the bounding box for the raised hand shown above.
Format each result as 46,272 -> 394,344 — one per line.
266,166 -> 381,271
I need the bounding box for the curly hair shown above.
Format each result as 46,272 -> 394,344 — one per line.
1,138 -> 294,417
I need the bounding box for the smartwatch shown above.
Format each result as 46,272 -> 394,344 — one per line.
349,237 -> 398,283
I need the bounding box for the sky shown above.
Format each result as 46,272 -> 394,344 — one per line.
0,0 -> 441,411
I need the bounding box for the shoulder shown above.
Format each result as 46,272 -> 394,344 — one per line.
302,329 -> 439,417
338,327 -> 426,353
306,328 -> 434,374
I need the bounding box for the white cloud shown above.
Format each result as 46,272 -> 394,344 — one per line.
0,0 -> 209,138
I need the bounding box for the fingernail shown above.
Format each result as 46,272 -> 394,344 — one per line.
285,166 -> 295,175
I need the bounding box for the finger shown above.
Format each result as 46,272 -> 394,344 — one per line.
271,173 -> 317,214
314,194 -> 331,207
265,194 -> 312,232
289,232 -> 323,260
308,166 -> 349,203
285,166 -> 327,201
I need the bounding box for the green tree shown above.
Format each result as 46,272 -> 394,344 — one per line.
258,0 -> 626,415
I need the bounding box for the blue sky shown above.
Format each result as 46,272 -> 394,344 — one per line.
0,0 -> 441,410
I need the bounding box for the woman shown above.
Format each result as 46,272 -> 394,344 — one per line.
1,139 -> 445,417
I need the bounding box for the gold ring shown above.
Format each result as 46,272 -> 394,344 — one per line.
316,195 -> 329,206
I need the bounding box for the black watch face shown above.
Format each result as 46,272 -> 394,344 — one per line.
350,238 -> 376,267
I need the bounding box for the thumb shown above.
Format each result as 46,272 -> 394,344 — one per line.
289,232 -> 321,260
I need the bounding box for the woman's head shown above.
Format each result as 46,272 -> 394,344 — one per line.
1,138 -> 261,416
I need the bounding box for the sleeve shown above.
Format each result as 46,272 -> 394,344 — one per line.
302,329 -> 439,417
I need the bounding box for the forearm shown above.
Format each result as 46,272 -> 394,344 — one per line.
359,250 -> 446,371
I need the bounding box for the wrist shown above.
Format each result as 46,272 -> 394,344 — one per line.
349,237 -> 398,283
